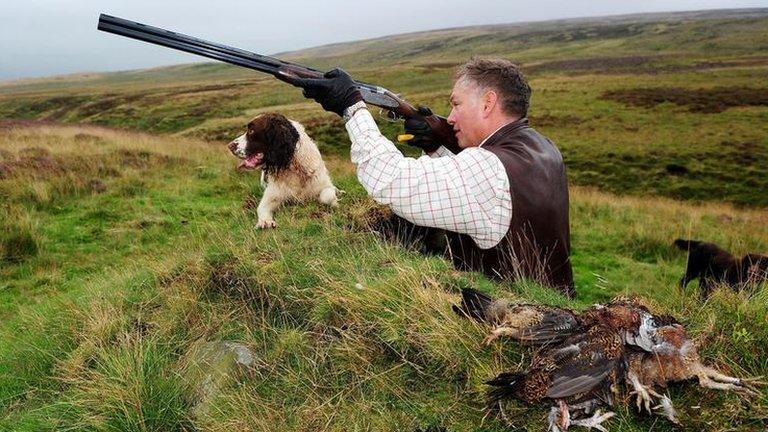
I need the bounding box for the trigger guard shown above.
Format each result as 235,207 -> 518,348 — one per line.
377,108 -> 401,123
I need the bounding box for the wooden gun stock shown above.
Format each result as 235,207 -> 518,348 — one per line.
423,115 -> 460,153
368,88 -> 460,152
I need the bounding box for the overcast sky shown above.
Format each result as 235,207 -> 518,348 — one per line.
1,0 -> 767,81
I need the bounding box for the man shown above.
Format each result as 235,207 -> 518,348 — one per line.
290,58 -> 574,297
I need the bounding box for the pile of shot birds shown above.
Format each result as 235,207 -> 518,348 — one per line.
452,288 -> 763,431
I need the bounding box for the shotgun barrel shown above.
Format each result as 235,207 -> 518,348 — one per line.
96,14 -> 460,150
97,14 -> 397,106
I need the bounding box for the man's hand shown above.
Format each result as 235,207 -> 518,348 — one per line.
403,106 -> 441,153
289,68 -> 363,117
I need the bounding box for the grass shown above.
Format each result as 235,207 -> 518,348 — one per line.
0,123 -> 765,431
0,8 -> 767,432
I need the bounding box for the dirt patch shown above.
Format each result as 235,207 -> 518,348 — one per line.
601,87 -> 768,113
526,56 -> 660,74
0,119 -> 61,130
525,56 -> 768,76
671,57 -> 768,72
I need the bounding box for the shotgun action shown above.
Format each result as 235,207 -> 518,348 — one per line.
97,14 -> 459,151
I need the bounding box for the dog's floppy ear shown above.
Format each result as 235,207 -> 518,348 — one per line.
263,114 -> 299,173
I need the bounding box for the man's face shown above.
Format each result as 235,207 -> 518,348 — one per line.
447,79 -> 486,148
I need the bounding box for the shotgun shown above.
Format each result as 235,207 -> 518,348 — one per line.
96,14 -> 459,152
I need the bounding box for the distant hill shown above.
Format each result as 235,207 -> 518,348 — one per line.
1,8 -> 766,206
282,7 -> 768,67
2,8 -> 767,91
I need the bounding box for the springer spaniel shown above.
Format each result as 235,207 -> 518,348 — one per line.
228,112 -> 339,228
674,238 -> 768,299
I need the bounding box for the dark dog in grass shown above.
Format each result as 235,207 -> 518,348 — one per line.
674,239 -> 768,298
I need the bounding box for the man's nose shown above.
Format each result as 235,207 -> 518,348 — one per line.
227,141 -> 238,152
446,110 -> 456,125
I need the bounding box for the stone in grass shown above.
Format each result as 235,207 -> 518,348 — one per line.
180,340 -> 255,417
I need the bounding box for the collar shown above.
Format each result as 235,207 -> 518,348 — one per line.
478,117 -> 529,148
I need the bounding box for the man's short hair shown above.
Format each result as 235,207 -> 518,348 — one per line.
455,58 -> 531,118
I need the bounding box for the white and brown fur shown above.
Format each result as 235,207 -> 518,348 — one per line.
228,112 -> 339,229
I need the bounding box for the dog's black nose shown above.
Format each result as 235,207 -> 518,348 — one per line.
227,141 -> 238,152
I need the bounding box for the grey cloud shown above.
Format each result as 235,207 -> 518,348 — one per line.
1,0 -> 766,80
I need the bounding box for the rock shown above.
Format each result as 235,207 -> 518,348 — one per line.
180,340 -> 255,417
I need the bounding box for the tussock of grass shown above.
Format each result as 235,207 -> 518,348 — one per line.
0,230 -> 38,263
60,333 -> 193,431
1,210 -> 38,263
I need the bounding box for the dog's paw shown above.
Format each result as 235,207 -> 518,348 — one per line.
256,219 -> 277,229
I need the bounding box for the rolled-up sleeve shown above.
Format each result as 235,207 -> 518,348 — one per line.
345,108 -> 512,249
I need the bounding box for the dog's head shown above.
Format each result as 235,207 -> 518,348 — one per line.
227,112 -> 299,173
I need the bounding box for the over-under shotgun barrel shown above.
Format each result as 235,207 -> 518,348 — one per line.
97,14 -> 459,150
98,14 -> 381,94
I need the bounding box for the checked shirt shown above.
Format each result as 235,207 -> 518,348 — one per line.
344,106 -> 512,249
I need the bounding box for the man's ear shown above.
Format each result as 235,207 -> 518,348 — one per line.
482,90 -> 498,118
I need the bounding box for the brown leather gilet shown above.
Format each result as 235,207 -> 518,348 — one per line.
446,118 -> 575,297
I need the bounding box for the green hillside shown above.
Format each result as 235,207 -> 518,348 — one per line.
1,9 -> 767,206
1,8 -> 767,432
